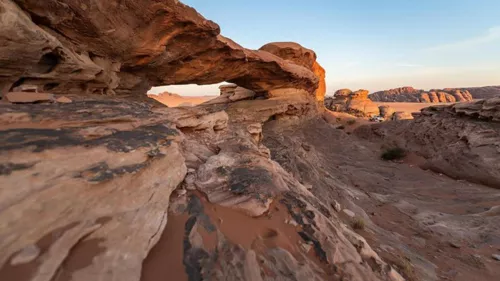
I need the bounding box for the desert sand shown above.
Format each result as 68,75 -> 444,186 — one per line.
148,92 -> 216,107
373,102 -> 451,114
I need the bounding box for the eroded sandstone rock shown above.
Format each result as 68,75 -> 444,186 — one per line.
1,0 -> 319,99
325,89 -> 379,117
0,98 -> 187,281
203,84 -> 256,105
370,87 -> 474,103
391,111 -> 413,120
259,42 -> 326,105
379,105 -> 395,119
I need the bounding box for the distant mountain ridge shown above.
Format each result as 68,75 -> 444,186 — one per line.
148,92 -> 216,107
463,86 -> 500,99
368,86 -> 486,103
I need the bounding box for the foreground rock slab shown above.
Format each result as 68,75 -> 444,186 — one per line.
0,98 -> 187,281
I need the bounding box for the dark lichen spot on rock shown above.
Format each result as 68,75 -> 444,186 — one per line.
229,167 -> 273,195
186,196 -> 216,232
0,128 -> 81,152
93,124 -> 178,153
304,210 -> 315,220
76,160 -> 154,183
187,196 -> 204,216
182,215 -> 210,281
298,231 -> 328,264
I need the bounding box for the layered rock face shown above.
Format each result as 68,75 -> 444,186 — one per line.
356,97 -> 500,188
260,42 -> 326,106
325,89 -> 379,117
0,1 -> 408,281
369,87 -> 474,103
0,0 -> 319,98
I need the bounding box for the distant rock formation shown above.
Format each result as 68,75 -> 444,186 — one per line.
369,87 -> 473,103
464,86 -> 500,99
391,111 -> 413,120
325,89 -> 379,117
378,105 -> 395,119
148,92 -> 215,107
202,84 -> 256,105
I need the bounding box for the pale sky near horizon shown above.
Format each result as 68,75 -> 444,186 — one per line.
150,0 -> 500,96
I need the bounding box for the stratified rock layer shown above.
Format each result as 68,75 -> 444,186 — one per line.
259,42 -> 327,106
1,0 -> 319,98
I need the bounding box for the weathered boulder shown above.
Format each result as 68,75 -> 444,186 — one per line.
391,111 -> 413,120
379,105 -> 395,119
347,90 -> 379,117
325,89 -> 379,117
203,84 -> 256,105
0,98 -> 188,281
335,89 -> 353,98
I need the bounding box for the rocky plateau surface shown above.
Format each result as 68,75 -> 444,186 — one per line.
356,97 -> 500,188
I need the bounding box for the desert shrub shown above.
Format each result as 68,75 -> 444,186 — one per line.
395,257 -> 418,281
346,119 -> 357,125
381,147 -> 406,161
352,218 -> 365,230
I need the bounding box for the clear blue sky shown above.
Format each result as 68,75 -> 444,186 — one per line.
153,0 -> 500,96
